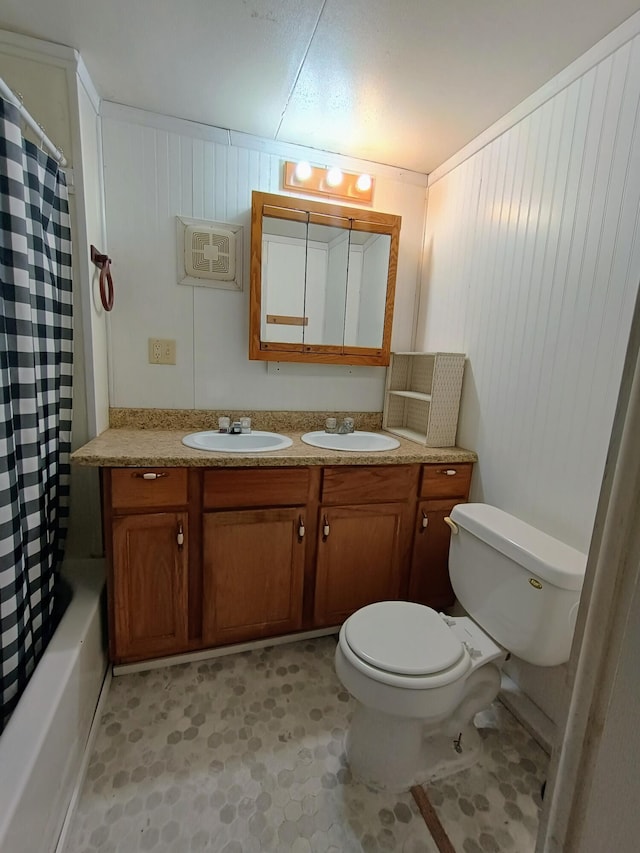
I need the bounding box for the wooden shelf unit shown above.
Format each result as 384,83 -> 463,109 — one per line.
383,352 -> 465,447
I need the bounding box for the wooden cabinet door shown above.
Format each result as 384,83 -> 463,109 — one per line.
112,512 -> 189,661
408,499 -> 458,609
314,503 -> 405,627
203,508 -> 305,645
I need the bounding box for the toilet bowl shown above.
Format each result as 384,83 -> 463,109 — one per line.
335,601 -> 504,790
334,503 -> 587,792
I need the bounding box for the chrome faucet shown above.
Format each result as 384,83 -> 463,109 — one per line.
218,416 -> 243,434
337,417 -> 355,434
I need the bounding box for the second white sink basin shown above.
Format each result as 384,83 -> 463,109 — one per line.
182,430 -> 293,453
301,430 -> 400,452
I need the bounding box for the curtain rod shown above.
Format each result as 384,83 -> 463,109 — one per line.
0,76 -> 68,167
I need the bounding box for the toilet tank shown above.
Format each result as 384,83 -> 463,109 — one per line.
448,504 -> 586,666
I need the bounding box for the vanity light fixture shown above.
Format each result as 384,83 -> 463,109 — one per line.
325,166 -> 343,187
356,173 -> 372,193
294,160 -> 312,181
282,160 -> 375,204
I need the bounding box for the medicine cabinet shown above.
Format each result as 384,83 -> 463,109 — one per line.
249,191 -> 401,366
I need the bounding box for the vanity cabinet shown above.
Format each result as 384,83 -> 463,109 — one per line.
202,468 -> 309,645
202,508 -> 305,645
107,469 -> 190,662
313,466 -> 418,626
102,459 -> 473,664
313,503 -> 407,625
408,463 -> 473,609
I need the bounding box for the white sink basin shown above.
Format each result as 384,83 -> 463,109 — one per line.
182,430 -> 293,453
301,430 -> 400,452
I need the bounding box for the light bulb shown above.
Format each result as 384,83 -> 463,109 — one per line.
325,167 -> 343,187
356,173 -> 372,193
295,161 -> 312,181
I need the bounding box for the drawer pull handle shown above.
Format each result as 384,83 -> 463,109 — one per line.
444,516 -> 459,535
421,511 -> 429,530
298,517 -> 305,539
177,522 -> 184,549
443,469 -> 457,476
134,472 -> 169,480
323,515 -> 330,539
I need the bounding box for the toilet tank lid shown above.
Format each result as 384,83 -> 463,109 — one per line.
450,504 -> 586,591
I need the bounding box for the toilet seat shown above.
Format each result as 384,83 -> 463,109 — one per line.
340,601 -> 472,690
345,601 -> 464,675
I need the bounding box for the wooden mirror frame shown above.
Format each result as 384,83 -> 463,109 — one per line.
249,191 -> 401,366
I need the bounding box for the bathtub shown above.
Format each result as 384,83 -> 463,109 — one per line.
0,560 -> 107,853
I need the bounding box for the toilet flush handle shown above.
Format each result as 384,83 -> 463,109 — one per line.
443,516 -> 459,535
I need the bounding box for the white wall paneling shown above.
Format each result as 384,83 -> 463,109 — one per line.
69,66 -> 109,558
417,27 -> 640,723
75,68 -> 110,435
101,103 -> 427,412
420,33 -> 640,552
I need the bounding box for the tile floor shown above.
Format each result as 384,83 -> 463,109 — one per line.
64,637 -> 548,853
428,702 -> 547,852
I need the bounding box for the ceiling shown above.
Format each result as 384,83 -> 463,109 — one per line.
1,0 -> 639,174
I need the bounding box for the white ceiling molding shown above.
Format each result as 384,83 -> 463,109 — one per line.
100,101 -> 429,186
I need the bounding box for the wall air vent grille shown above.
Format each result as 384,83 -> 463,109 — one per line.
186,227 -> 235,280
176,217 -> 243,291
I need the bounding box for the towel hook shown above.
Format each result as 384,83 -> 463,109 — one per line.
90,244 -> 114,311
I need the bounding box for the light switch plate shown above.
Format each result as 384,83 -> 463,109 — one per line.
148,338 -> 176,365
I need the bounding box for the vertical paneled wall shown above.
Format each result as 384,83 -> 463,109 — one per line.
417,30 -> 640,724
101,105 -> 427,413
68,73 -> 108,558
418,33 -> 640,553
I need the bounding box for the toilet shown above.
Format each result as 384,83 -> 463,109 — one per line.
335,502 -> 586,791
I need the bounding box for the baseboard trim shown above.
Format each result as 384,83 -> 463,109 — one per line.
113,627 -> 340,676
499,673 -> 555,755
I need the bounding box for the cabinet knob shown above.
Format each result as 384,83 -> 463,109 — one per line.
443,469 -> 457,476
298,516 -> 305,539
177,522 -> 184,549
323,515 -> 330,538
134,471 -> 168,480
421,511 -> 429,530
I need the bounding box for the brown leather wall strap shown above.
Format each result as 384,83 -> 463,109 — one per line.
91,244 -> 114,311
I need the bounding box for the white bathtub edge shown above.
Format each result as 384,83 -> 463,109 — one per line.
0,558 -> 107,853
54,665 -> 112,853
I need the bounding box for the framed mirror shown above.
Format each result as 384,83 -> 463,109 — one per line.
249,191 -> 401,366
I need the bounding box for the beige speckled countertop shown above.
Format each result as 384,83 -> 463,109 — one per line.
72,408 -> 477,467
71,428 -> 477,469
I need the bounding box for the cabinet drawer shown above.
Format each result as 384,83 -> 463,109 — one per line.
420,463 -> 472,499
111,468 -> 188,509
204,467 -> 310,508
321,465 -> 417,504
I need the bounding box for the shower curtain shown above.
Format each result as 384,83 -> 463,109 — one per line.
0,96 -> 73,731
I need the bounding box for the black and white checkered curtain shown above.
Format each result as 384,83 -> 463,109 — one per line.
0,96 -> 73,731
